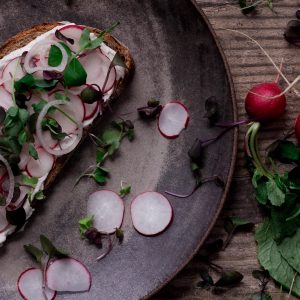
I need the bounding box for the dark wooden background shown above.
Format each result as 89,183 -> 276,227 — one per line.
154,1 -> 299,299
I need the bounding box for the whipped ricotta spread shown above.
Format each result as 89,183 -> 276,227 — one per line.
0,22 -> 125,245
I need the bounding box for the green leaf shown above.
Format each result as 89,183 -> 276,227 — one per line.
59,41 -> 72,57
24,244 -> 44,264
79,28 -> 91,50
252,269 -> 269,281
18,130 -> 28,145
112,52 -> 126,68
278,228 -> 300,274
101,128 -> 121,145
14,74 -> 35,93
89,36 -> 104,49
34,191 -> 45,201
266,179 -> 285,206
28,143 -> 39,160
40,234 -> 68,258
119,185 -> 131,198
126,128 -> 134,141
7,107 -> 18,118
115,228 -> 124,243
107,140 -> 120,156
269,140 -> 300,163
96,148 -> 106,163
224,216 -> 252,233
103,21 -> 120,34
48,45 -> 63,67
255,220 -> 300,296
79,215 -> 93,237
63,57 -> 87,87
54,92 -> 70,101
93,167 -> 109,184
20,174 -> 38,187
214,271 -> 243,287
32,99 -> 48,113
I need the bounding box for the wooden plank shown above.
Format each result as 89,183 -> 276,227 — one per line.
154,1 -> 299,299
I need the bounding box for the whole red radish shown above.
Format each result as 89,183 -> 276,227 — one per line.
245,82 -> 286,121
295,115 -> 300,141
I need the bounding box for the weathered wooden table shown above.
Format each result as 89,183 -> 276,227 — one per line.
154,1 -> 299,299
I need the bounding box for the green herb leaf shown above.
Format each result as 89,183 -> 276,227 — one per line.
20,174 -> 38,187
112,52 -> 126,68
252,270 -> 269,281
119,185 -> 131,198
79,216 -> 93,237
214,271 -> 243,287
24,244 -> 44,264
59,41 -> 72,57
48,45 -> 63,67
93,167 -> 109,184
224,216 -> 253,233
63,57 -> 87,87
115,228 -> 124,243
268,140 -> 300,163
34,190 -> 45,201
18,130 -> 28,145
79,28 -> 91,50
101,128 -> 121,145
15,74 -> 58,93
28,143 -> 39,160
40,234 -> 68,258
96,148 -> 106,163
255,220 -> 300,296
54,92 -> 70,101
266,179 -> 285,206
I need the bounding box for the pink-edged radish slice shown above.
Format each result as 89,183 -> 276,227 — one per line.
48,91 -> 85,129
2,57 -> 25,93
131,192 -> 173,236
46,258 -> 91,292
79,49 -> 116,93
17,268 -> 56,300
0,86 -> 13,110
58,25 -> 84,53
0,207 -> 9,233
25,147 -> 55,178
87,190 -> 124,234
158,101 -> 189,139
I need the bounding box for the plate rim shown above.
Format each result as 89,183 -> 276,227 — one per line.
146,1 -> 238,298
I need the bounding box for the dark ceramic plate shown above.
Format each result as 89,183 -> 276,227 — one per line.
0,1 -> 237,299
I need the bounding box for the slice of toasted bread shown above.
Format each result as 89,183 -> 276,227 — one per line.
0,22 -> 134,190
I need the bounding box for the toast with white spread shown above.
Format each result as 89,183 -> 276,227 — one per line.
0,21 -> 134,244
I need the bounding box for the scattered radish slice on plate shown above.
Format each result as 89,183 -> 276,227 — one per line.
25,147 -> 55,178
158,101 -> 189,139
46,258 -> 91,292
18,268 -> 56,300
87,190 -> 124,234
131,192 -> 173,236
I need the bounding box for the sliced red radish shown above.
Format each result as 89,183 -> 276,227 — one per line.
87,190 -> 124,234
58,25 -> 84,53
48,91 -> 85,128
158,101 -> 189,139
2,57 -> 25,93
0,207 -> 9,233
0,86 -> 13,110
46,258 -> 91,292
17,268 -> 56,300
131,192 -> 173,236
25,147 -> 55,178
79,49 -> 116,93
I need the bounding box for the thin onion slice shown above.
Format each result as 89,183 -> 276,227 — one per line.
0,153 -> 15,207
36,100 -> 83,156
24,40 -> 68,74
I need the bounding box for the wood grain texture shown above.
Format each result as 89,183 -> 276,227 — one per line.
154,1 -> 299,299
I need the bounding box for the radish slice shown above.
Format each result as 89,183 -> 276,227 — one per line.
58,25 -> 84,53
87,190 -> 124,234
0,86 -> 13,110
24,40 -> 68,74
79,50 -> 116,93
158,101 -> 189,139
2,57 -> 25,93
18,268 -> 56,300
25,147 -> 54,178
46,258 -> 91,292
36,100 -> 83,156
0,154 -> 15,207
131,192 -> 173,236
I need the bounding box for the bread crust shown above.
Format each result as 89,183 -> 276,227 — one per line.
0,22 -> 134,190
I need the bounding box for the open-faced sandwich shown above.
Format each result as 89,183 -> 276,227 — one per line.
0,21 -> 134,245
